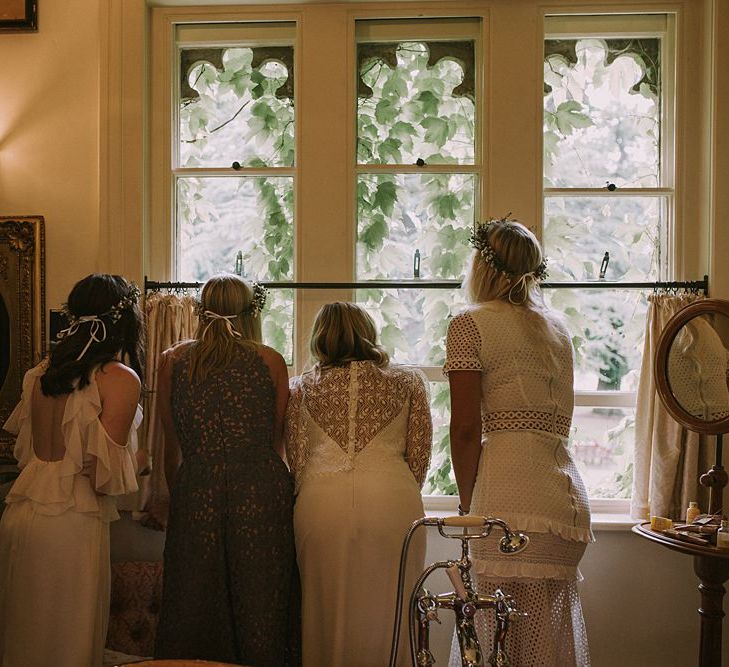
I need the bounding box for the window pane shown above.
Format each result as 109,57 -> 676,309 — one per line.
357,41 -> 475,165
421,390 -> 636,499
545,289 -> 648,392
357,289 -> 467,366
262,288 -> 293,365
544,38 -> 660,188
569,405 -> 635,499
179,47 -> 294,168
177,176 -> 294,361
543,196 -> 665,281
423,381 -> 457,495
177,176 -> 293,281
356,173 -> 474,280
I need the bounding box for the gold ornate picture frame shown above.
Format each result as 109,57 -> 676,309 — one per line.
0,216 -> 45,462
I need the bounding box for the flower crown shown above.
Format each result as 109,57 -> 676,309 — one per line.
195,282 -> 268,320
59,283 -> 141,332
246,282 -> 268,318
469,216 -> 548,282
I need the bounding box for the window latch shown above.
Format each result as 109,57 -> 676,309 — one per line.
599,252 -> 610,280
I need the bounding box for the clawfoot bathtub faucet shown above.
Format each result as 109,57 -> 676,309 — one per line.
390,515 -> 530,667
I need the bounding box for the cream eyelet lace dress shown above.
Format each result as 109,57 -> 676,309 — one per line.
444,301 -> 594,667
285,360 -> 432,667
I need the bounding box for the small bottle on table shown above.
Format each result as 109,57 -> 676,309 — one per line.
716,519 -> 729,549
686,501 -> 701,524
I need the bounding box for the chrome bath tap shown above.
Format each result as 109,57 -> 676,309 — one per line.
389,515 -> 529,667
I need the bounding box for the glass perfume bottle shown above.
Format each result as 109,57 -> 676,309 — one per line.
686,501 -> 701,524
716,520 -> 729,549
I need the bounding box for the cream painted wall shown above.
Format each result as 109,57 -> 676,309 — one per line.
0,0 -> 101,311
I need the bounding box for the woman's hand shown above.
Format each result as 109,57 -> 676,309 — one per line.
141,498 -> 169,531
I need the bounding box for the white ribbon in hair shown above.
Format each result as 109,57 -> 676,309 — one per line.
58,315 -> 108,361
202,310 -> 242,338
508,272 -> 538,305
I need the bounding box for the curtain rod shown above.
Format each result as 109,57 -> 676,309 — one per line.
144,275 -> 709,293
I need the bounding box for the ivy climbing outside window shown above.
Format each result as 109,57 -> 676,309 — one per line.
355,27 -> 479,494
542,25 -> 671,500
175,27 -> 296,362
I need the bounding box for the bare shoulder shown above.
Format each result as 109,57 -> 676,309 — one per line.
96,361 -> 141,398
257,344 -> 287,371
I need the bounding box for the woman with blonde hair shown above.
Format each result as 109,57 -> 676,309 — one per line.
154,274 -> 299,665
446,217 -> 593,666
285,302 -> 432,667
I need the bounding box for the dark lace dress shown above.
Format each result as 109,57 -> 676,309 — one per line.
155,347 -> 300,665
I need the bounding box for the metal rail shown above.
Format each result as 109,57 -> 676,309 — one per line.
145,275 -> 709,293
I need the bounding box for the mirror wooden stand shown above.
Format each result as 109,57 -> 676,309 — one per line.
655,299 -> 729,515
645,298 -> 729,666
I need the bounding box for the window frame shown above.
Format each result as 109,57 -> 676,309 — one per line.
150,4 -> 491,374
541,13 -> 677,512
146,2 -> 706,513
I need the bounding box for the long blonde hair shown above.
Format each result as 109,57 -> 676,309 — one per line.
464,219 -> 544,307
187,274 -> 262,383
309,302 -> 389,368
464,219 -> 569,370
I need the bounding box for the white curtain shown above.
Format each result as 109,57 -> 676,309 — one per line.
131,293 -> 198,525
632,293 -> 709,520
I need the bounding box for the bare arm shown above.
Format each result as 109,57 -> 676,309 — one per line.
94,362 -> 142,492
284,381 -> 303,478
448,370 -> 482,512
97,362 -> 141,445
261,347 -> 290,464
157,350 -> 182,492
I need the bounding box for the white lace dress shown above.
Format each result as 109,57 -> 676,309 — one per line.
285,361 -> 432,667
444,301 -> 593,667
0,364 -> 141,667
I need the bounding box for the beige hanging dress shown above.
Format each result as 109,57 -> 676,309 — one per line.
0,363 -> 141,667
285,361 -> 432,667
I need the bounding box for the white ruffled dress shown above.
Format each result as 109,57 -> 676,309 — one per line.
0,363 -> 141,667
445,302 -> 594,667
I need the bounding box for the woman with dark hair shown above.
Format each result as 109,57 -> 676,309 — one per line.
285,302 -> 432,667
0,273 -> 144,667
445,217 -> 593,666
154,274 -> 299,666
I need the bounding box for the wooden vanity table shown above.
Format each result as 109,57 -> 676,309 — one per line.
645,299 -> 729,666
633,523 -> 729,666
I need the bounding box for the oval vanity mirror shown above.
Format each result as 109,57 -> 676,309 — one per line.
655,299 -> 729,435
655,299 -> 729,516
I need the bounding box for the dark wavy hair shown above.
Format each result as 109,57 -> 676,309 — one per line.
41,274 -> 144,396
